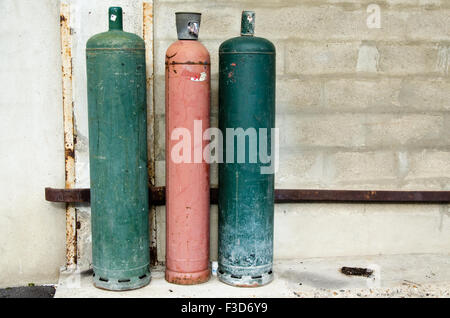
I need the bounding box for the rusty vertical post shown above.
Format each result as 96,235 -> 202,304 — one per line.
60,2 -> 77,268
143,1 -> 157,265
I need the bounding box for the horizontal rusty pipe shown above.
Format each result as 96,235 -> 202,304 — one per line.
46,187 -> 450,205
46,187 -> 90,203
274,189 -> 450,203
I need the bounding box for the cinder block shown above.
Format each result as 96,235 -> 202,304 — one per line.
287,42 -> 442,77
325,151 -> 398,184
211,79 -> 218,115
406,10 -> 450,41
203,40 -> 222,77
276,78 -> 323,113
155,160 -> 166,187
274,203 -> 449,259
324,78 -> 402,111
378,43 -> 441,75
154,75 -> 165,115
257,6 -> 364,41
286,41 -> 360,75
275,150 -> 325,188
274,204 -> 370,259
401,179 -> 448,190
273,40 -> 285,75
210,162 -> 218,187
399,79 -> 450,111
284,42 -> 445,76
278,114 -> 366,148
209,112 -> 218,128
406,150 -> 450,179
365,114 -> 444,147
445,114 -> 450,144
437,44 -> 450,75
385,0 -> 443,6
155,206 -> 166,262
328,0 -> 444,6
363,204 -> 449,254
154,39 -> 171,76
356,42 -> 380,72
154,114 -> 165,161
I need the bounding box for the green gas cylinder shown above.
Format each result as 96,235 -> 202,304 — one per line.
218,11 -> 276,287
86,7 -> 150,291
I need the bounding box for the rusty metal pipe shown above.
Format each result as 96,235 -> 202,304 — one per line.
46,187 -> 450,205
59,3 -> 77,268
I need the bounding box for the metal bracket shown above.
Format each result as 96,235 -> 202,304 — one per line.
45,188 -> 90,203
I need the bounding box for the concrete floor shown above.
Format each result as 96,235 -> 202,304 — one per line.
54,254 -> 450,298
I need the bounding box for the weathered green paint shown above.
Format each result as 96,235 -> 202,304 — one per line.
86,7 -> 150,291
218,12 -> 276,287
108,7 -> 123,31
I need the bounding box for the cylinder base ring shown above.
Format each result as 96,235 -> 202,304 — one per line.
217,270 -> 273,287
165,268 -> 211,285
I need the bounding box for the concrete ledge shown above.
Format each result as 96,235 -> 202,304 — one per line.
55,254 -> 450,298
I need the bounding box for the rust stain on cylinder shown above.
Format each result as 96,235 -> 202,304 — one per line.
164,271 -> 210,285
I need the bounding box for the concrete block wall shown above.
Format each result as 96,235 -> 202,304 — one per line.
153,0 -> 450,261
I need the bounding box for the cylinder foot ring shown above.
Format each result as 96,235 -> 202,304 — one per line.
93,270 -> 151,291
218,269 -> 273,287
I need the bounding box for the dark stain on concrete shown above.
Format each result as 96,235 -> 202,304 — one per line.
0,286 -> 55,298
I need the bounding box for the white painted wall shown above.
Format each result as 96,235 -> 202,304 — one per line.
0,0 -> 146,287
0,0 -> 66,288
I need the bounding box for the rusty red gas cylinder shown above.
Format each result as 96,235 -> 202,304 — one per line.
165,12 -> 211,285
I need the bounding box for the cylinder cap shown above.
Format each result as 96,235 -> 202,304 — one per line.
175,12 -> 201,40
241,11 -> 255,36
109,7 -> 123,31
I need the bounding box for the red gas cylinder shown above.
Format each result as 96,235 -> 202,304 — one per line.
165,12 -> 211,285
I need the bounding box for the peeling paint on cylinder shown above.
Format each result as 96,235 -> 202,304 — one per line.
86,7 -> 150,291
218,11 -> 276,287
165,12 -> 211,285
